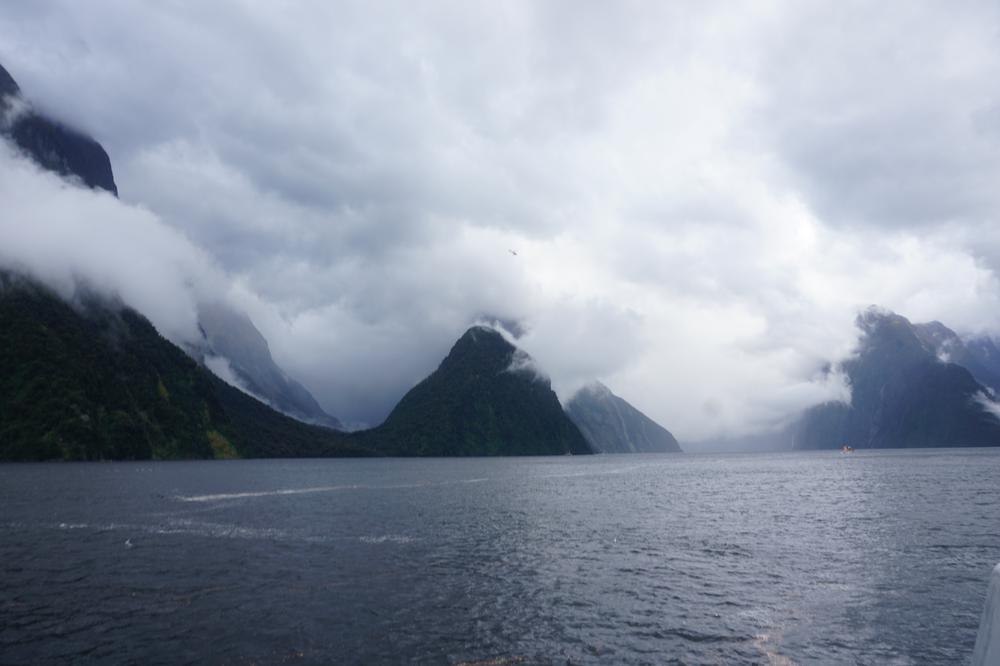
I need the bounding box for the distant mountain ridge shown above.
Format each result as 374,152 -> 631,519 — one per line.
360,326 -> 592,456
795,308 -> 1000,449
566,382 -> 681,453
193,303 -> 342,429
912,321 -> 1000,395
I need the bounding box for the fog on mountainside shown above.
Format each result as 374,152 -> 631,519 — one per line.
0,69 -> 590,456
0,73 -> 599,464
1,271 -> 606,460
566,382 -> 681,453
913,321 -> 1000,396
0,61 -> 343,432
0,271 -> 367,460
795,308 -> 1000,449
0,63 -> 117,196
682,429 -> 797,454
194,303 -> 343,430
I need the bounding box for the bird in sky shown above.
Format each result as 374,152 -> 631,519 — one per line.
509,249 -> 517,256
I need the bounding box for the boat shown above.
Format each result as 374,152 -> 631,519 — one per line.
841,445 -> 854,453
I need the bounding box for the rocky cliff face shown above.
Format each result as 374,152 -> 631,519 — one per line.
566,382 -> 681,453
0,63 -> 19,98
1,62 -> 118,196
194,303 -> 342,429
795,308 -> 1000,449
913,321 -> 1000,395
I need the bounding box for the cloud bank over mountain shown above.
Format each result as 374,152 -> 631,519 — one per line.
4,1 -> 1000,440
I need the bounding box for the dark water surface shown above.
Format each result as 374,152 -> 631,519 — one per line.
3,450 -> 1000,665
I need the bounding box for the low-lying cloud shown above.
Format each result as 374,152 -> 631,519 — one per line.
0,143 -> 225,345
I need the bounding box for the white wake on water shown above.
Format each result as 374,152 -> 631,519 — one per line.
172,466 -> 635,504
175,485 -> 362,502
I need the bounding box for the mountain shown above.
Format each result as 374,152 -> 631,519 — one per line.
794,308 -> 1000,449
0,272 -> 369,461
565,382 -> 681,453
913,321 -> 1000,394
0,278 -> 598,460
0,62 -> 342,429
359,326 -> 592,456
194,303 -> 343,429
0,62 -> 117,196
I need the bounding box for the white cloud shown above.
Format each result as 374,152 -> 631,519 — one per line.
0,144 -> 226,345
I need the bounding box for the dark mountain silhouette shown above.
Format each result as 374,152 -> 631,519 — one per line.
794,308 -> 1000,449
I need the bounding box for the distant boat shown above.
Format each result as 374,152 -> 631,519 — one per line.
841,445 -> 855,453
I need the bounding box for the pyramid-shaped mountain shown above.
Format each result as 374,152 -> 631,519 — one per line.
566,382 -> 681,453
361,326 -> 592,456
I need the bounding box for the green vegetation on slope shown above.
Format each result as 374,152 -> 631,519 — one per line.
0,272 -> 369,460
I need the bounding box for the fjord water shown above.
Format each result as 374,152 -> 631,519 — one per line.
2,451 -> 999,665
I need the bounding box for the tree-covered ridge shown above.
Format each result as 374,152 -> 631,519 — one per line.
360,326 -> 592,456
0,273 -> 368,460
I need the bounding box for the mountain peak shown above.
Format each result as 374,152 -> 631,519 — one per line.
578,381 -> 613,398
439,326 -> 516,373
856,306 -> 909,332
459,324 -> 508,345
853,306 -> 928,362
366,327 -> 591,456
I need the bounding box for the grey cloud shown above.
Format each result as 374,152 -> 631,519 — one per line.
758,1 -> 1000,230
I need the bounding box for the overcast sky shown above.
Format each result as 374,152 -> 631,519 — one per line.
3,1 -> 1000,442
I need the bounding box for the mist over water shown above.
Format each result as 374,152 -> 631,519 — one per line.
2,451 -> 999,664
